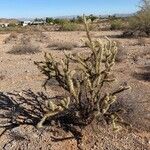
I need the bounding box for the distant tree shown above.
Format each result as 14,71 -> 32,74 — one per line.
46,17 -> 54,23
140,0 -> 150,11
124,0 -> 150,37
34,18 -> 44,22
8,23 -> 17,27
53,18 -> 69,25
70,17 -> 76,23
108,15 -> 117,20
76,16 -> 83,23
87,14 -> 98,22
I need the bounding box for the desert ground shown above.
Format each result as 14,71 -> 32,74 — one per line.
0,30 -> 150,150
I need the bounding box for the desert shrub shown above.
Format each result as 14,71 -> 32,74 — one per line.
47,41 -> 79,50
123,0 -> 150,37
8,23 -> 17,27
61,22 -> 80,31
57,42 -> 75,50
52,18 -> 81,31
4,32 -> 18,44
110,19 -> 124,30
46,17 -> 54,24
35,16 -> 131,149
53,18 -> 68,25
47,42 -> 59,48
86,14 -> 99,22
128,10 -> 150,32
7,37 -> 40,55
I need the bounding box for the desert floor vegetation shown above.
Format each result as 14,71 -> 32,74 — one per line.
0,15 -> 150,150
7,36 -> 41,55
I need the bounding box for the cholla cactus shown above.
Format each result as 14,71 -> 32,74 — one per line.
37,97 -> 70,128
35,15 -> 131,135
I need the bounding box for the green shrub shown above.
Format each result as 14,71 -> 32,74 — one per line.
110,19 -> 124,30
61,22 -> 79,31
8,23 -> 17,27
124,0 -> 150,37
46,17 -> 54,24
35,15 -> 131,149
47,41 -> 79,50
129,10 -> 150,31
53,18 -> 68,24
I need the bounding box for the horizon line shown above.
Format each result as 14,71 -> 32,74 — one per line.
0,12 -> 136,20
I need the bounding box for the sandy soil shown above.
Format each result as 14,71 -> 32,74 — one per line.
0,30 -> 150,150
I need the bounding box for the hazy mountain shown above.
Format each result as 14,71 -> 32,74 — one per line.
0,13 -> 134,22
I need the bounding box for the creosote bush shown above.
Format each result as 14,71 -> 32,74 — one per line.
48,41 -> 79,50
35,16 -> 131,148
123,0 -> 150,37
8,37 -> 40,55
61,22 -> 80,31
57,42 -> 74,50
110,19 -> 125,30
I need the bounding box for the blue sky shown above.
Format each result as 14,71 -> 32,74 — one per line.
0,0 -> 140,18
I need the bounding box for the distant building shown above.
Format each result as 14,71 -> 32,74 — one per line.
32,20 -> 45,25
20,20 -> 45,27
21,21 -> 32,27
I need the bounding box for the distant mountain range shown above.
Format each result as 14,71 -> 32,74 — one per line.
0,13 -> 134,22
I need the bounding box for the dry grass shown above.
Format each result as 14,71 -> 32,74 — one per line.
47,41 -> 79,50
57,42 -> 74,50
8,44 -> 40,55
7,37 -> 40,55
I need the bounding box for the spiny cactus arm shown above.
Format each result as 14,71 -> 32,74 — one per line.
83,15 -> 92,44
37,111 -> 59,128
112,86 -> 131,96
65,71 -> 77,98
65,52 -> 92,76
60,53 -> 83,103
37,100 -> 64,128
104,112 -> 131,131
45,53 -> 70,90
61,97 -> 70,109
35,53 -> 69,91
37,97 -> 71,128
83,14 -> 99,64
90,40 -> 116,94
95,40 -> 104,74
96,85 -> 130,115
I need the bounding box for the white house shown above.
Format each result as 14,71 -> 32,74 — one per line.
22,21 -> 32,27
21,20 -> 45,26
32,20 -> 45,25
